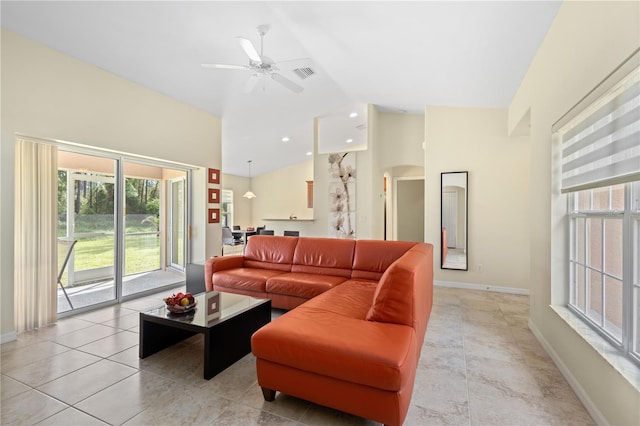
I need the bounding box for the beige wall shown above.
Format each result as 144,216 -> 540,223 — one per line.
1,30 -> 222,338
425,107 -> 530,290
509,1 -> 640,424
225,161 -> 317,237
221,173 -> 253,231
252,160 -> 314,223
378,112 -> 425,170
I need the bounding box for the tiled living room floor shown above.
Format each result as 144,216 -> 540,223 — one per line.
1,286 -> 594,425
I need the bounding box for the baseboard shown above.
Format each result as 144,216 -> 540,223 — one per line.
1,331 -> 17,344
434,280 -> 530,295
528,319 -> 607,426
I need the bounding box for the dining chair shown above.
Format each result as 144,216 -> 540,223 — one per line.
222,227 -> 243,254
231,225 -> 243,243
283,230 -> 299,237
259,229 -> 274,235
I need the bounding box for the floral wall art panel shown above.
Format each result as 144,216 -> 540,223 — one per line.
328,152 -> 356,239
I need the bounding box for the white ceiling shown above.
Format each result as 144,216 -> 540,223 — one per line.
1,1 -> 562,177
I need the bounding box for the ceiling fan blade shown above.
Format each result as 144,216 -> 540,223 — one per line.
237,37 -> 262,63
201,63 -> 250,70
271,73 -> 303,93
273,57 -> 313,70
243,74 -> 262,93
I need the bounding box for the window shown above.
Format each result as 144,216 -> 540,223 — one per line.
221,189 -> 233,228
557,50 -> 640,365
567,183 -> 639,363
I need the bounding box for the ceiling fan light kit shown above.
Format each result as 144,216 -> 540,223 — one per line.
202,24 -> 310,94
243,160 -> 256,199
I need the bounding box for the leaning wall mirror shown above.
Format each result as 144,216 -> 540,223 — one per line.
441,171 -> 468,270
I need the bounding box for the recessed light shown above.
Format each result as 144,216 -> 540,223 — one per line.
349,112 -> 358,118
306,151 -> 312,156
346,138 -> 353,143
282,137 -> 290,142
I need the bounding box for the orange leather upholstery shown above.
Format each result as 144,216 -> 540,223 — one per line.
205,237 -> 433,425
206,236 -> 416,310
245,238 -> 433,426
243,235 -> 298,271
351,239 -> 417,280
291,237 -> 355,277
442,227 -> 448,266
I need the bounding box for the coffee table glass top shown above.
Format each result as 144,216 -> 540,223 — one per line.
142,291 -> 269,328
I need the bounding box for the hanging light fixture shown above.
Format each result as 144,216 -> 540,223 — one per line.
243,160 -> 256,199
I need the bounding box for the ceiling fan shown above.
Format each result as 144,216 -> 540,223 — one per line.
202,24 -> 310,94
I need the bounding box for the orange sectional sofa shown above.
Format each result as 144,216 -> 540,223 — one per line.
204,235 -> 434,425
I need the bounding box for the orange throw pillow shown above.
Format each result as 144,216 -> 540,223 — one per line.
366,251 -> 420,326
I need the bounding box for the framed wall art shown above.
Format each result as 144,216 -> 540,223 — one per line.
208,168 -> 220,184
208,208 -> 220,224
208,188 -> 220,204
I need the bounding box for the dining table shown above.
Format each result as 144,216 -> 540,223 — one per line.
233,229 -> 257,253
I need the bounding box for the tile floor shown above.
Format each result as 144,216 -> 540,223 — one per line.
1,286 -> 594,425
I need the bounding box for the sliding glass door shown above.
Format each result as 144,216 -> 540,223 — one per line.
57,153 -> 117,311
58,151 -> 189,313
168,177 -> 186,271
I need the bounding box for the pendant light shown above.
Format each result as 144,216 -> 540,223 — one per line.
243,160 -> 256,199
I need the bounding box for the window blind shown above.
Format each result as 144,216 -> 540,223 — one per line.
557,55 -> 640,193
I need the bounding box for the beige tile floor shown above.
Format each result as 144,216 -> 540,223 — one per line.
1,286 -> 594,425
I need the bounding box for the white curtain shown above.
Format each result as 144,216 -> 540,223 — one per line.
14,139 -> 58,332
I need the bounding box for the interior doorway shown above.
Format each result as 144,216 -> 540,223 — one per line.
394,177 -> 425,242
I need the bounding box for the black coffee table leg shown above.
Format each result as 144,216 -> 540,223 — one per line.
202,301 -> 271,379
139,315 -> 197,358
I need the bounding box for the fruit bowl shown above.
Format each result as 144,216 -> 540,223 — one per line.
166,301 -> 197,314
164,292 -> 197,314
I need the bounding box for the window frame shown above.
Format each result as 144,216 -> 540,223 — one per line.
567,182 -> 639,366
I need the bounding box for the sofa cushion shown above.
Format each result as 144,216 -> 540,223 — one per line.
351,240 -> 417,280
291,237 -> 355,278
213,268 -> 286,293
266,273 -> 348,299
366,247 -> 426,327
252,281 -> 417,392
244,235 -> 298,272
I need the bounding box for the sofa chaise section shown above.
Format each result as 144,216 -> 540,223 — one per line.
251,242 -> 434,426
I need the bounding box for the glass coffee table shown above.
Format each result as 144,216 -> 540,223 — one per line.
139,291 -> 271,379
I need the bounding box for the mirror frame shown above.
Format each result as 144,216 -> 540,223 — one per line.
440,171 -> 468,270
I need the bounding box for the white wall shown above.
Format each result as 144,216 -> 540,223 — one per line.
509,2 -> 640,424
425,107 -> 530,291
1,30 -> 222,337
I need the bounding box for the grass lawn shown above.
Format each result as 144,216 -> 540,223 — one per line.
59,233 -> 161,287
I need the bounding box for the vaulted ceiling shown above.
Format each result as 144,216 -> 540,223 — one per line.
1,1 -> 562,176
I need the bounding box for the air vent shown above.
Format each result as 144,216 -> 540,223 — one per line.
293,67 -> 315,80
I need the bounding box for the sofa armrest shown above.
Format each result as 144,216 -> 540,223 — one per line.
204,255 -> 245,291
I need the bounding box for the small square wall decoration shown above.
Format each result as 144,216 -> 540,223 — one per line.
208,168 -> 220,184
208,188 -> 220,204
208,208 -> 220,224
